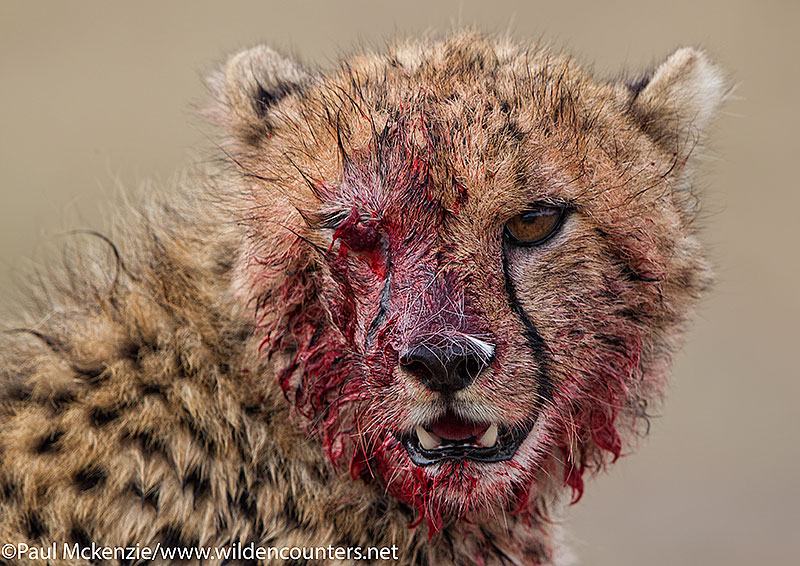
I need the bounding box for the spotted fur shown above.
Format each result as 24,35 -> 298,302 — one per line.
0,31 -> 727,565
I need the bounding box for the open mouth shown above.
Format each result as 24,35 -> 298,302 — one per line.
400,411 -> 535,466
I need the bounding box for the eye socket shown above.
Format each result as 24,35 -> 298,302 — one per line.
504,205 -> 567,246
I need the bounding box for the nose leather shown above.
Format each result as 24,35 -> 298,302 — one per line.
399,342 -> 491,393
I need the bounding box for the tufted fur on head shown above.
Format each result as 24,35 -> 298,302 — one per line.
0,31 -> 727,565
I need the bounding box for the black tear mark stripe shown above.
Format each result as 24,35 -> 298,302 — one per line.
501,252 -> 554,406
364,262 -> 394,350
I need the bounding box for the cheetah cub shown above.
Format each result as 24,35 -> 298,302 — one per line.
0,31 -> 727,565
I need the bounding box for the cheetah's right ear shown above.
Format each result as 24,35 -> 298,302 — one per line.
208,45 -> 314,144
627,47 -> 729,150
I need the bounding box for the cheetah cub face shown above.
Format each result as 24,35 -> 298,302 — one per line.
218,33 -> 726,529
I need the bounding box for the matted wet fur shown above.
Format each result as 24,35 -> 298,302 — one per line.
0,31 -> 727,565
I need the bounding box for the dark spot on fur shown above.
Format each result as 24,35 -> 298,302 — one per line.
89,404 -> 122,427
74,466 -> 107,491
70,524 -> 92,548
5,328 -> 64,354
140,382 -> 169,400
73,365 -> 107,385
180,411 -> 217,455
130,481 -> 159,510
182,467 -> 211,506
4,382 -> 32,402
158,525 -> 198,551
120,341 -> 142,365
68,526 -> 102,565
24,511 -> 47,540
213,254 -> 234,275
228,487 -> 258,521
511,160 -> 529,189
596,334 -> 631,359
618,307 -> 652,324
397,500 -> 416,519
35,484 -> 48,501
372,497 -> 389,517
214,512 -> 229,533
282,494 -> 308,529
620,263 -> 661,283
35,430 -> 64,454
308,461 -> 327,484
242,404 -> 262,417
445,44 -> 489,76
49,391 -> 76,413
254,82 -> 297,118
262,456 -> 290,486
122,428 -> 170,459
500,119 -> 527,144
0,476 -> 17,501
627,74 -> 652,101
177,355 -> 198,379
411,545 -> 430,566
439,529 -> 457,561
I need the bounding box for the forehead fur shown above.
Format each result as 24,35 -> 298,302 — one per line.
219,31 -> 723,227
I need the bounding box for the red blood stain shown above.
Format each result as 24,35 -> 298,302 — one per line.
330,207 -> 386,277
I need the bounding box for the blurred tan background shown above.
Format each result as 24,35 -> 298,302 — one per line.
1,1 -> 797,564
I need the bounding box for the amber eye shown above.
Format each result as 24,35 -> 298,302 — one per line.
504,205 -> 566,246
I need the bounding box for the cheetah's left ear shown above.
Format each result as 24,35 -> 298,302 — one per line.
627,47 -> 729,149
208,45 -> 314,144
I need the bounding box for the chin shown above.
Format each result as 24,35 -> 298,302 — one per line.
364,407 -> 551,527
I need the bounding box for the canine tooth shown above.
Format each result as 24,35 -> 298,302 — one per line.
416,426 -> 442,450
477,424 -> 498,448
